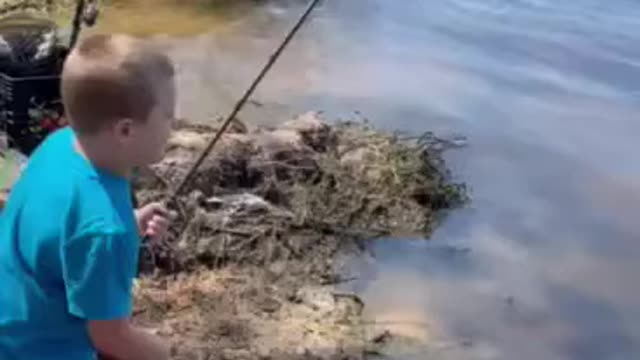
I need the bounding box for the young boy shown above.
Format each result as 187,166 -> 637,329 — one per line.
0,33 -> 175,360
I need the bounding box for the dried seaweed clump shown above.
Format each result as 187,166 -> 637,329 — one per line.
134,112 -> 468,274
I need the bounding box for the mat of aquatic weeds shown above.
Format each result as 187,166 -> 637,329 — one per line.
135,111 -> 468,275
131,112 -> 468,359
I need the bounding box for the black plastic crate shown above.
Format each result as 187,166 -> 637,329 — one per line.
0,71 -> 66,155
0,71 -> 60,113
0,1 -> 100,156
0,9 -> 69,155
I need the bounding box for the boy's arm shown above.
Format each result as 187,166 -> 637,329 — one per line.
89,319 -> 169,360
61,231 -> 169,360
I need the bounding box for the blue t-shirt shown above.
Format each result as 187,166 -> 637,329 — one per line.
0,127 -> 140,360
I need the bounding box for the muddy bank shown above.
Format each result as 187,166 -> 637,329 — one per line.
134,267 -> 369,359
129,111 -> 467,359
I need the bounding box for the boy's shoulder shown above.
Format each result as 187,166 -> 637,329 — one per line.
5,127 -> 134,236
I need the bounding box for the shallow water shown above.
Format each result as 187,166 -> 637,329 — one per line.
94,0 -> 640,358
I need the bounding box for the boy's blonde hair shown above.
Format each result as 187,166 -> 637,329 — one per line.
61,33 -> 175,135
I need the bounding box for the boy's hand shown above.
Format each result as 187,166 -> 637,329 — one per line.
135,202 -> 170,240
90,319 -> 170,360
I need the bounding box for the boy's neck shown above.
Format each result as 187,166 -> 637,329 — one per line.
73,135 -> 133,179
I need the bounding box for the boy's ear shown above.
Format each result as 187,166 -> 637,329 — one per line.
113,118 -> 135,140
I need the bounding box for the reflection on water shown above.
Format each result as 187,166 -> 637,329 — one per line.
97,0 -> 640,358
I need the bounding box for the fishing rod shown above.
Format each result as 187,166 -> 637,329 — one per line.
69,0 -> 99,49
151,0 -> 322,240
68,0 -> 86,49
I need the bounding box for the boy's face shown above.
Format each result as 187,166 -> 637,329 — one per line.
125,78 -> 176,166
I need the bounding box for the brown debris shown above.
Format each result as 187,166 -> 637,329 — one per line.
134,111 -> 467,276
129,111 -> 468,359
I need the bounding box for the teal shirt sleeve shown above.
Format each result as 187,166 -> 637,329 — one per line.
61,231 -> 137,320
